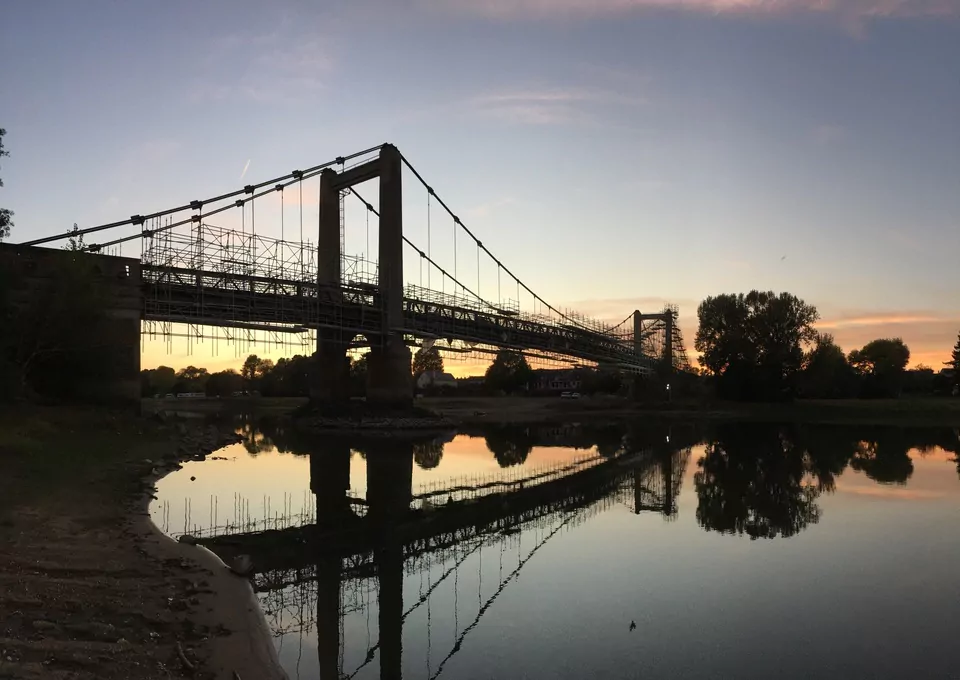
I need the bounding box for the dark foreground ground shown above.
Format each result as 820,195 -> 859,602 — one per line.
0,406 -> 284,680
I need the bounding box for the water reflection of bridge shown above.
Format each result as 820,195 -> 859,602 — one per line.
196,424 -> 697,679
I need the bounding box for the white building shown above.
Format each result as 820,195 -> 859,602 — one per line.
417,370 -> 458,391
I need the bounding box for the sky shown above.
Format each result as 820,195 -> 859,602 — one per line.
2,0 -> 959,373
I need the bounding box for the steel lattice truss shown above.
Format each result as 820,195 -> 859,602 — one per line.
141,223 -> 687,373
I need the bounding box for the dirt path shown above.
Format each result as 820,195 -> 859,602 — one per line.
0,407 -> 285,680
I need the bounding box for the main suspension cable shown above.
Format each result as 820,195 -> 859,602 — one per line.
24,144 -> 384,247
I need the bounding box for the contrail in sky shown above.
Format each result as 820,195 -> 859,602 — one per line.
240,158 -> 251,180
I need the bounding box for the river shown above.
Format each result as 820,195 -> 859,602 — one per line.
150,420 -> 960,679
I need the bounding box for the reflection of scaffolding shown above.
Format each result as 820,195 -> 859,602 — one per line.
633,447 -> 692,519
255,487 -> 625,679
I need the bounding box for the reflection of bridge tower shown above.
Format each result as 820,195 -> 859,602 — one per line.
634,444 -> 691,518
312,443 -> 414,680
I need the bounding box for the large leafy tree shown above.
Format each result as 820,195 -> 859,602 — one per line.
695,291 -> 819,401
848,338 -> 910,398
412,346 -> 444,379
0,128 -> 12,242
484,349 -> 533,395
173,366 -> 209,393
800,333 -> 857,399
206,369 -> 244,397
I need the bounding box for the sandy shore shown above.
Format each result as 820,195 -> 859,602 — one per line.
0,408 -> 285,680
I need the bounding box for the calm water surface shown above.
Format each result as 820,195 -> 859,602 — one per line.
150,421 -> 960,680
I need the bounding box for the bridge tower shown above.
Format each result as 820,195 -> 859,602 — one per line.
313,143 -> 413,409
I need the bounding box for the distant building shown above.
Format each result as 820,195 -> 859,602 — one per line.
417,370 -> 457,391
532,369 -> 583,394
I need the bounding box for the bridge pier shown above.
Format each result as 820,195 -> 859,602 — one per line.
311,338 -> 352,406
365,343 -> 413,409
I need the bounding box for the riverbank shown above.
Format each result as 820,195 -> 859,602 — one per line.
424,395 -> 960,426
0,405 -> 285,680
144,394 -> 960,427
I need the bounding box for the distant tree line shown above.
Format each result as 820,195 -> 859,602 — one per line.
141,354 -> 319,398
695,290 -> 960,401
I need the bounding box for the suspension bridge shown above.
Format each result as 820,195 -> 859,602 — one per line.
8,143 -> 689,405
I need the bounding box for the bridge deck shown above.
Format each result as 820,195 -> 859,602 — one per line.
142,265 -> 657,371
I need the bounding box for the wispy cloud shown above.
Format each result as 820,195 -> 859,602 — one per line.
421,0 -> 960,20
466,197 -> 520,220
192,27 -> 334,104
468,86 -> 646,126
817,312 -> 944,329
816,309 -> 959,367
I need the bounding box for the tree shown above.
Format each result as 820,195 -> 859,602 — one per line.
0,128 -> 12,242
484,349 -> 533,395
349,353 -> 368,396
695,291 -> 819,401
240,354 -> 275,392
950,332 -> 960,389
412,346 -> 444,380
242,355 -> 262,384
173,366 -> 209,393
848,338 -> 910,398
800,333 -> 857,399
140,365 -> 176,396
206,369 -> 244,397
64,223 -> 85,251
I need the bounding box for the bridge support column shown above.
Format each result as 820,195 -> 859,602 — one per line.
311,337 -> 351,406
663,310 -> 674,369
365,344 -> 412,409
367,143 -> 413,408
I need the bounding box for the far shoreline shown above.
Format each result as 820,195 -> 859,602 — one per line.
142,394 -> 960,428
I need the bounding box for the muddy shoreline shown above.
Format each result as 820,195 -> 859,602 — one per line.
0,408 -> 286,680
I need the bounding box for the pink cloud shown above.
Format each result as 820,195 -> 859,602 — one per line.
421,0 -> 960,20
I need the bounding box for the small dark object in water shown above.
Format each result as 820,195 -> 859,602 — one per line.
629,620 -> 636,631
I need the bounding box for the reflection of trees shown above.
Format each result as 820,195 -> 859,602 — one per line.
849,428 -> 914,485
792,425 -> 856,492
413,441 -> 443,469
694,424 -> 822,540
484,427 -> 535,468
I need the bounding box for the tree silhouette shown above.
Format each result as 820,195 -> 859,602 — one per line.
0,128 -> 12,242
695,291 -> 818,401
413,440 -> 444,469
800,333 -> 857,399
64,223 -> 85,251
484,426 -> 534,468
950,333 -> 960,391
848,338 -> 910,398
849,428 -> 914,485
484,350 -> 533,394
412,346 -> 444,380
694,424 -> 822,539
